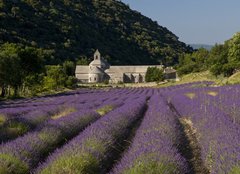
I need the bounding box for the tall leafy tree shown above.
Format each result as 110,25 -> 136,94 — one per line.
208,44 -> 229,76
0,43 -> 22,96
228,32 -> 240,63
19,46 -> 44,76
0,43 -> 46,97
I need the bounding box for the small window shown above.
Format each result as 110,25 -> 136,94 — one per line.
94,77 -> 96,81
90,77 -> 91,82
96,56 -> 98,60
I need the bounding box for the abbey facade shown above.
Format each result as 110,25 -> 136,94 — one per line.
75,50 -> 176,83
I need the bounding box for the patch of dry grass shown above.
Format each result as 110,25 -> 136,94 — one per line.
96,105 -> 114,116
51,108 -> 76,120
206,91 -> 218,96
179,117 -> 210,174
185,93 -> 196,99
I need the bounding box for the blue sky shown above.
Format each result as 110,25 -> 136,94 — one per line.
121,0 -> 240,45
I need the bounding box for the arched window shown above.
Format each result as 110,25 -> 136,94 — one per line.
96,56 -> 98,60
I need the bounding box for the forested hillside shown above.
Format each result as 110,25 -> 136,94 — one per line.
0,0 -> 192,65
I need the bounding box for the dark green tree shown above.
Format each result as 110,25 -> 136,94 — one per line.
76,56 -> 89,65
145,67 -> 164,82
0,43 -> 22,96
0,43 -> 47,97
63,61 -> 75,76
208,44 -> 229,76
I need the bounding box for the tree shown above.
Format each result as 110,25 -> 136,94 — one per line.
63,61 -> 75,76
43,65 -> 67,90
208,34 -> 240,77
76,56 -> 89,65
145,67 -> 164,82
228,32 -> 240,63
0,43 -> 47,97
0,43 -> 22,96
19,46 -> 45,76
177,48 -> 209,76
65,76 -> 78,88
0,57 -> 6,97
227,32 -> 240,75
208,44 -> 229,76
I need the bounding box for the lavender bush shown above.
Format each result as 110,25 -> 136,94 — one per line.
170,90 -> 240,174
0,110 -> 101,173
110,95 -> 188,174
35,96 -> 147,174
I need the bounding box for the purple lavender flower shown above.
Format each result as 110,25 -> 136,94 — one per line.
0,110 -> 101,173
110,95 -> 188,174
170,88 -> 240,174
35,96 -> 147,174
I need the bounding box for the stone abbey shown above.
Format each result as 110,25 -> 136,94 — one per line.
75,50 -> 176,83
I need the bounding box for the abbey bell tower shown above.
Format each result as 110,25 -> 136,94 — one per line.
94,49 -> 101,60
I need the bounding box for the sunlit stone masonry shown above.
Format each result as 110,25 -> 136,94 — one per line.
75,50 -> 177,83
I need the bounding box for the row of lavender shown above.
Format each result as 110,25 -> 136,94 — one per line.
110,94 -> 188,174
62,83 -> 239,174
0,88 -> 147,142
0,88 -> 153,173
35,95 -> 148,174
168,86 -> 240,173
1,81 -> 239,174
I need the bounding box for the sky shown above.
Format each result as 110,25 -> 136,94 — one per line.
121,0 -> 240,45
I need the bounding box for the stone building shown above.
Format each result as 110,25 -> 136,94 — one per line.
75,50 -> 176,83
164,67 -> 177,79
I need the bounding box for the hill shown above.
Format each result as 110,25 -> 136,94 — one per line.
0,0 -> 192,65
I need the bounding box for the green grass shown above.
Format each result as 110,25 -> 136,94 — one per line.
0,115 -> 6,126
0,154 -> 29,174
157,71 -> 229,88
227,71 -> 240,84
179,70 -> 240,86
123,160 -> 179,174
0,122 -> 29,140
39,138 -> 105,174
39,153 -> 100,174
229,166 -> 240,174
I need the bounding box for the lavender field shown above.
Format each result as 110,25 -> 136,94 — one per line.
0,82 -> 239,174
